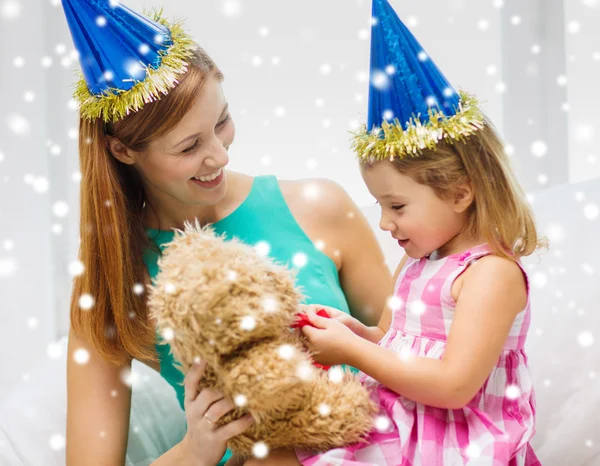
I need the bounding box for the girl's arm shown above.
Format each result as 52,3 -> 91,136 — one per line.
345,255 -> 528,409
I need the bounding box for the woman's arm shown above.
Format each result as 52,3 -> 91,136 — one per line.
67,328 -> 252,466
66,329 -> 133,465
320,256 -> 528,409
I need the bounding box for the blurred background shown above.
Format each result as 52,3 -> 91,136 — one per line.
0,0 -> 599,462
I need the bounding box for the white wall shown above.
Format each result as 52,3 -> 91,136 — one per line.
0,0 -> 594,398
0,0 -> 58,399
563,0 -> 600,182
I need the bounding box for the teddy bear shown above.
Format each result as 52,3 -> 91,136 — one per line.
147,221 -> 377,458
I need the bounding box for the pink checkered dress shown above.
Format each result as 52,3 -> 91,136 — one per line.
297,244 -> 541,466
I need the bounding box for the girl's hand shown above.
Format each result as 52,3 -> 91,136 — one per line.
180,361 -> 254,466
300,310 -> 359,367
298,304 -> 367,337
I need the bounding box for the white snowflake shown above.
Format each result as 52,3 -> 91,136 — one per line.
161,327 -> 174,341
120,367 -> 140,387
47,342 -> 63,360
254,241 -> 271,256
583,203 -> 598,220
49,433 -> 66,451
0,257 -> 16,278
125,60 -> 144,79
1,0 -> 21,19
7,114 -> 30,136
577,331 -> 594,347
241,316 -> 257,331
222,0 -> 241,17
79,293 -> 95,310
371,71 -> 390,90
328,366 -> 344,383
259,155 -> 271,167
164,283 -> 176,294
319,63 -> 332,75
302,183 -> 320,200
581,263 -> 594,275
251,55 -> 262,67
531,140 -> 548,158
292,252 -> 308,268
262,296 -> 278,313
374,415 -> 392,432
133,283 -> 145,295
409,300 -> 426,316
69,260 -> 84,276
278,344 -> 295,360
383,110 -> 394,121
318,403 -> 331,416
306,158 -> 318,170
296,362 -> 315,381
73,348 -> 90,365
576,124 -> 595,142
465,443 -> 482,458
567,21 -> 581,34
253,442 -> 269,459
545,223 -> 565,242
234,394 -> 247,406
505,384 -> 521,400
531,272 -> 548,288
53,201 -> 69,217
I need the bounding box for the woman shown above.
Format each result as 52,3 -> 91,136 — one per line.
64,4 -> 392,466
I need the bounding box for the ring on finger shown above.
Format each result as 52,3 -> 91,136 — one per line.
204,413 -> 216,425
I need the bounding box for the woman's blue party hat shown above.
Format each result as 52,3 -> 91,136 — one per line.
62,0 -> 197,122
352,0 -> 484,161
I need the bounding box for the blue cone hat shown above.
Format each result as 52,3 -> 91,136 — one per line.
353,0 -> 484,160
62,0 -> 197,122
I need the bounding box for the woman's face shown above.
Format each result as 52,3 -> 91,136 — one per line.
129,74 -> 235,209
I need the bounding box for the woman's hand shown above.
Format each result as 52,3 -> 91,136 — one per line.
180,361 -> 254,466
300,310 -> 360,367
298,304 -> 367,336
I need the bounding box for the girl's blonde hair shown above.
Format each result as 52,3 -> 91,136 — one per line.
377,118 -> 543,261
70,48 -> 224,366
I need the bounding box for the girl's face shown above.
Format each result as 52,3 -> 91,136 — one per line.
360,160 -> 471,259
126,75 -> 235,209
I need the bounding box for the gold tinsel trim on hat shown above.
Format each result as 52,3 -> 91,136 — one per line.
351,91 -> 485,162
74,9 -> 198,123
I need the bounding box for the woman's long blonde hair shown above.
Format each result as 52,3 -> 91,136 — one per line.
70,48 -> 223,366
380,118 -> 543,261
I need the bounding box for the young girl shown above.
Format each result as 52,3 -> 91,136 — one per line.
243,0 -> 543,464
296,118 -> 543,465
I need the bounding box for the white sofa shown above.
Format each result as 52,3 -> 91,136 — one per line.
1,177 -> 599,465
